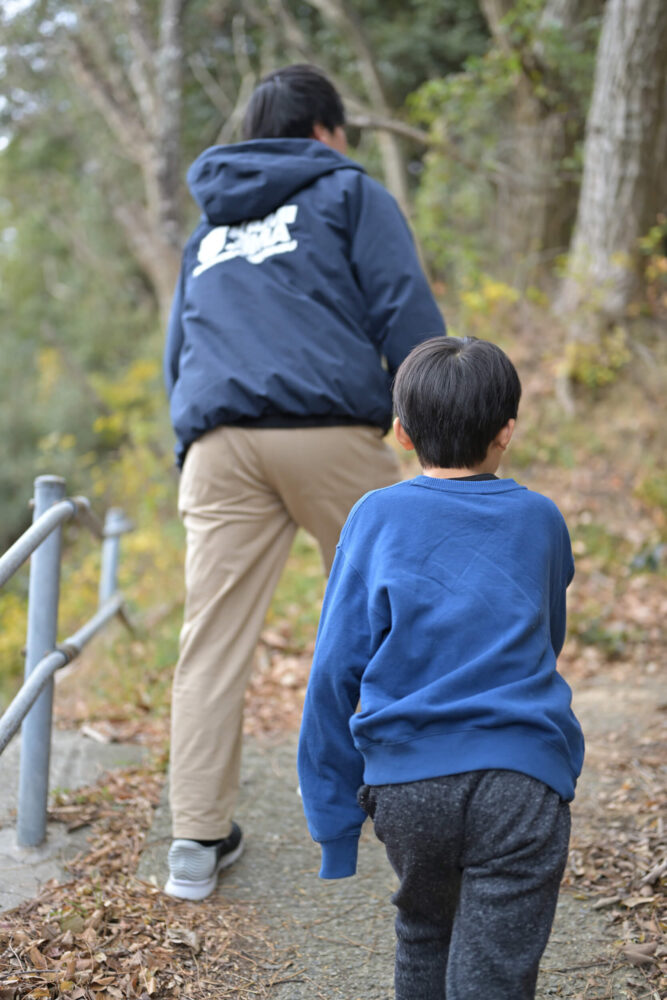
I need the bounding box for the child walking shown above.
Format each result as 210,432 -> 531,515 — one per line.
297,335 -> 584,1000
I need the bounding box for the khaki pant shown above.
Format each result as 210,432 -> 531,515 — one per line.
170,424 -> 399,840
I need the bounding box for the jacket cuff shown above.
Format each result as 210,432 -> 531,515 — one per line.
319,836 -> 359,879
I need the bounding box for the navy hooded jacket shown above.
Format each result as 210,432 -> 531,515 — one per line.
164,139 -> 445,465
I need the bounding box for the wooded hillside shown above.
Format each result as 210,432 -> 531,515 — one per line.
1,0 -> 665,702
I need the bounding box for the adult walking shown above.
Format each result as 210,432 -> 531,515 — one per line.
163,63 -> 445,901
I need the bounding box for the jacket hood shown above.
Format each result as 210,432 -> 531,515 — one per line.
187,138 -> 363,224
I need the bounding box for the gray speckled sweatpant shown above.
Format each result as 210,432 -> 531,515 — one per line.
358,769 -> 571,1000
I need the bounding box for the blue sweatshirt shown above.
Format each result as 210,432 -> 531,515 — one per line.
297,476 -> 584,879
164,139 -> 445,465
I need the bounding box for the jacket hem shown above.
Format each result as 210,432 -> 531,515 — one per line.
175,416 -> 389,466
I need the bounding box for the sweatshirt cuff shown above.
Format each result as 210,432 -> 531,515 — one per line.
319,836 -> 359,879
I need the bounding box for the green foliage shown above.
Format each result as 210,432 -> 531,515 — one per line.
408,55 -> 516,284
564,327 -> 631,389
511,433 -> 576,471
0,88 -> 158,546
408,2 -> 601,288
330,0 -> 489,106
639,215 -> 667,320
572,521 -> 633,570
458,275 -> 520,329
172,0 -> 489,159
568,614 -> 629,659
497,0 -> 600,106
634,471 -> 667,524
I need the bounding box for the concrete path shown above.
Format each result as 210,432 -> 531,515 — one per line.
0,729 -> 144,912
138,734 -> 627,1000
0,695 -> 640,997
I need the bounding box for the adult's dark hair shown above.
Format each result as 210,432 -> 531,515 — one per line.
242,64 -> 345,140
393,336 -> 522,469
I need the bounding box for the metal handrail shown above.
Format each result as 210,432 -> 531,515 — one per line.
0,475 -> 132,847
0,499 -> 80,588
0,593 -> 124,755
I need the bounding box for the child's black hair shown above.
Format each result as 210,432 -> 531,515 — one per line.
393,336 -> 522,469
242,64 -> 345,140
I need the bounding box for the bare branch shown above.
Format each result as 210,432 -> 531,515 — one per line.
153,0 -> 188,251
302,0 -> 410,211
216,72 -> 256,145
73,3 -> 145,122
123,0 -> 159,128
206,13 -> 257,144
346,113 -> 431,148
348,111 -> 507,187
114,201 -> 180,325
262,0 -> 362,105
232,13 -> 253,79
188,53 -> 234,116
265,0 -> 312,59
124,0 -> 157,72
478,0 -> 514,50
304,0 -> 388,110
66,35 -> 148,166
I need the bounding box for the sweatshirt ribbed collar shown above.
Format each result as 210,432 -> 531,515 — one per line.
410,476 -> 525,493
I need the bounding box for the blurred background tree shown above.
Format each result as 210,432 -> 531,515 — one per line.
555,0 -> 667,390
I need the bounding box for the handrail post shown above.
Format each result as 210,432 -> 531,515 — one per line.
99,508 -> 125,605
17,475 -> 66,847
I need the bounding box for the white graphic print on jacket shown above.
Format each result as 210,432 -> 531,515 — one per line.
193,205 -> 298,275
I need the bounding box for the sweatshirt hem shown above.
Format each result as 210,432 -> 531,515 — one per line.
360,727 -> 579,801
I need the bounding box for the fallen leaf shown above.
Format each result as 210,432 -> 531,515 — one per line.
166,927 -> 201,952
592,895 -> 622,909
60,913 -> 86,935
27,946 -> 47,970
80,925 -> 97,948
621,944 -> 657,966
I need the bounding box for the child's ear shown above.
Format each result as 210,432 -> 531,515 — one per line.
393,417 -> 415,452
495,418 -> 516,452
311,122 -> 328,143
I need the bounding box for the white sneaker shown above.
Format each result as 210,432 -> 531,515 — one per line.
164,822 -> 244,901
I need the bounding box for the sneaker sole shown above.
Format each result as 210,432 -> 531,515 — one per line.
164,835 -> 245,901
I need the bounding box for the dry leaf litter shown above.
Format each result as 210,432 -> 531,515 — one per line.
0,767 -> 299,1000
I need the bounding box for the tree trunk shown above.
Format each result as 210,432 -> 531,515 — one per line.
496,74 -> 579,271
481,0 -> 603,276
556,0 -> 667,323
